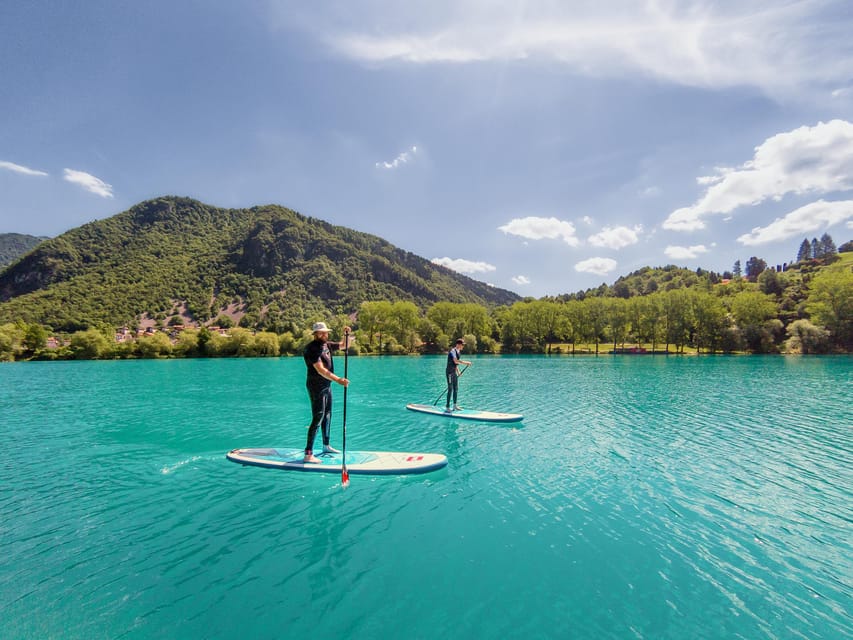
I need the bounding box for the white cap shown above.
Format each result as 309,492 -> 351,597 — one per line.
311,322 -> 330,333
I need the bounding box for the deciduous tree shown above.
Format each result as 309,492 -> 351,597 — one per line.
805,268 -> 853,349
785,319 -> 830,354
731,291 -> 778,352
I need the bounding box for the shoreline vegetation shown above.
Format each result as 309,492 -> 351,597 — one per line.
1,208 -> 851,361
4,343 -> 850,364
2,255 -> 851,361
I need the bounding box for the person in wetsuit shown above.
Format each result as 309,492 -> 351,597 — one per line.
303,322 -> 350,463
445,338 -> 471,412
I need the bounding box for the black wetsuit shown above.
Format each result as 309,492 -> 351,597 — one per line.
304,339 -> 335,454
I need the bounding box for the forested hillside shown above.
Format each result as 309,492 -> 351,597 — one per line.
0,198 -> 850,361
0,196 -> 519,331
0,233 -> 47,268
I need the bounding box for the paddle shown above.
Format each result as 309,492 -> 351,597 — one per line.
341,328 -> 350,488
432,363 -> 469,406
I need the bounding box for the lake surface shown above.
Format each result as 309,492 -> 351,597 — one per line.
2,355 -> 851,639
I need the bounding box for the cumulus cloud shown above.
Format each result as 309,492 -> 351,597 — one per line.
587,225 -> 642,250
664,120 -> 853,231
0,161 -> 48,176
63,168 -> 114,198
737,199 -> 853,245
512,275 -> 531,285
664,244 -> 710,260
575,257 -> 618,276
376,145 -> 418,169
309,1 -> 853,97
696,173 -> 726,186
498,216 -> 580,246
431,256 -> 496,274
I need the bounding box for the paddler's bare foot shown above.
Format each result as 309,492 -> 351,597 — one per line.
303,454 -> 322,464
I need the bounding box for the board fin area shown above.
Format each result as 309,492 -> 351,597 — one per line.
226,447 -> 447,475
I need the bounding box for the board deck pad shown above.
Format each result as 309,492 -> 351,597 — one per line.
406,403 -> 523,423
226,447 -> 447,475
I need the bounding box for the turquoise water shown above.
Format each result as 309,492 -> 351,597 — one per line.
2,355 -> 851,639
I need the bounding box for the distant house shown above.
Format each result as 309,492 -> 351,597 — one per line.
168,325 -> 186,339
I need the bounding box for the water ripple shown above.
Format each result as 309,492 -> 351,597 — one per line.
1,356 -> 851,639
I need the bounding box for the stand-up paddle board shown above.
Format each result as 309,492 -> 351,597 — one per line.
406,403 -> 523,423
226,448 -> 447,475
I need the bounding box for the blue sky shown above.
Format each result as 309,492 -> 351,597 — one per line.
2,1 -> 853,297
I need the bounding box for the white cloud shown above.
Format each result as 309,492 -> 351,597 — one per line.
696,173 -> 726,186
498,216 -> 580,246
63,168 -> 114,198
664,120 -> 853,231
588,225 -> 642,250
313,2 -> 853,97
0,161 -> 48,176
512,275 -> 530,285
376,145 -> 418,169
575,257 -> 618,276
664,244 -> 710,260
737,199 -> 853,245
639,186 -> 661,198
431,256 -> 496,274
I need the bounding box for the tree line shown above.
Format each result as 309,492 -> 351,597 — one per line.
1,247 -> 850,361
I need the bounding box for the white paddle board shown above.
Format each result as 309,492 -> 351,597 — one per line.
406,403 -> 523,423
226,447 -> 447,475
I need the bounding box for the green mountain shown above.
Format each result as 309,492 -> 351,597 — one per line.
0,196 -> 519,331
0,233 -> 49,268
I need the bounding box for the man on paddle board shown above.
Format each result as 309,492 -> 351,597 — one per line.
445,338 -> 471,412
303,322 -> 350,464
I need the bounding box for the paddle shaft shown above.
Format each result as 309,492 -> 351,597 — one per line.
341,329 -> 350,485
432,363 -> 469,405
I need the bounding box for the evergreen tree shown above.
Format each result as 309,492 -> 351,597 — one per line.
733,260 -> 742,278
758,269 -> 784,296
819,233 -> 837,258
745,256 -> 767,281
812,237 -> 821,259
796,238 -> 812,262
